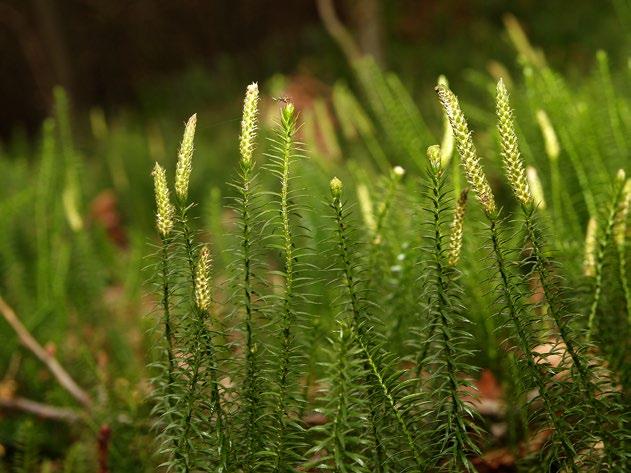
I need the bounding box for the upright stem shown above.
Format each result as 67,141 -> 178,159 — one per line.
331,328 -> 352,472
174,204 -> 204,472
522,207 -> 625,461
587,181 -> 625,341
430,176 -> 472,470
240,163 -> 259,470
158,238 -> 183,468
549,158 -> 580,240
488,218 -> 578,472
178,205 -> 197,286
331,197 -> 385,472
366,169 -> 402,290
272,107 -> 298,471
618,243 -> 631,326
160,241 -> 175,388
331,194 -> 424,472
416,170 -> 448,375
522,209 -> 588,383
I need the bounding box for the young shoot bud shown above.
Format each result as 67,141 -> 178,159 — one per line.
496,79 -> 531,206
526,166 -> 546,209
356,184 -> 376,234
536,109 -> 560,162
239,82 -> 260,168
174,113 -> 197,203
583,217 -> 598,277
426,145 -> 442,172
152,163 -> 175,238
195,246 -> 212,312
448,188 -> 469,267
330,177 -> 343,199
616,168 -> 626,185
392,165 -> 405,179
436,85 -> 496,216
281,101 -> 296,126
437,76 -> 455,168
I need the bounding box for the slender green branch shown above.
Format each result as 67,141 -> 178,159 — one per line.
330,178 -> 424,471
488,218 -> 578,472
587,172 -> 626,341
267,101 -> 304,471
160,241 -> 175,388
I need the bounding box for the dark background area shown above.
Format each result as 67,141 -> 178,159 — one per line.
0,0 -> 627,139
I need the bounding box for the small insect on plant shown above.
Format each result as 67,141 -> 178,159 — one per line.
272,95 -> 292,104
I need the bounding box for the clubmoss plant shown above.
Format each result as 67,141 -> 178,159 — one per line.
496,79 -> 531,207
172,113 -> 213,472
328,176 -> 425,472
231,82 -> 268,470
261,100 -> 310,471
438,82 -> 580,471
173,114 -> 200,292
415,145 -> 447,371
195,245 -> 230,470
363,165 -> 406,297
372,165 -> 405,245
435,86 -> 496,216
307,322 -> 370,472
417,144 -> 480,471
448,188 -> 468,268
151,162 -> 175,381
150,162 -> 178,465
136,75 -> 630,473
587,169 -> 627,341
496,79 -> 626,468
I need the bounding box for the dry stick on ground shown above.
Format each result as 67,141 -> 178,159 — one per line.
0,295 -> 92,409
0,396 -> 82,423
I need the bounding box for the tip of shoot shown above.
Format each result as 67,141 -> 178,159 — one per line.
330,177 -> 343,198
426,145 -> 442,170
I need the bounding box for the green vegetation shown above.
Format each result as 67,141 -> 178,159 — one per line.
0,14 -> 630,473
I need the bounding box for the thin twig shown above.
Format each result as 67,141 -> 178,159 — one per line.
315,0 -> 362,63
0,295 -> 92,408
0,396 -> 82,423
